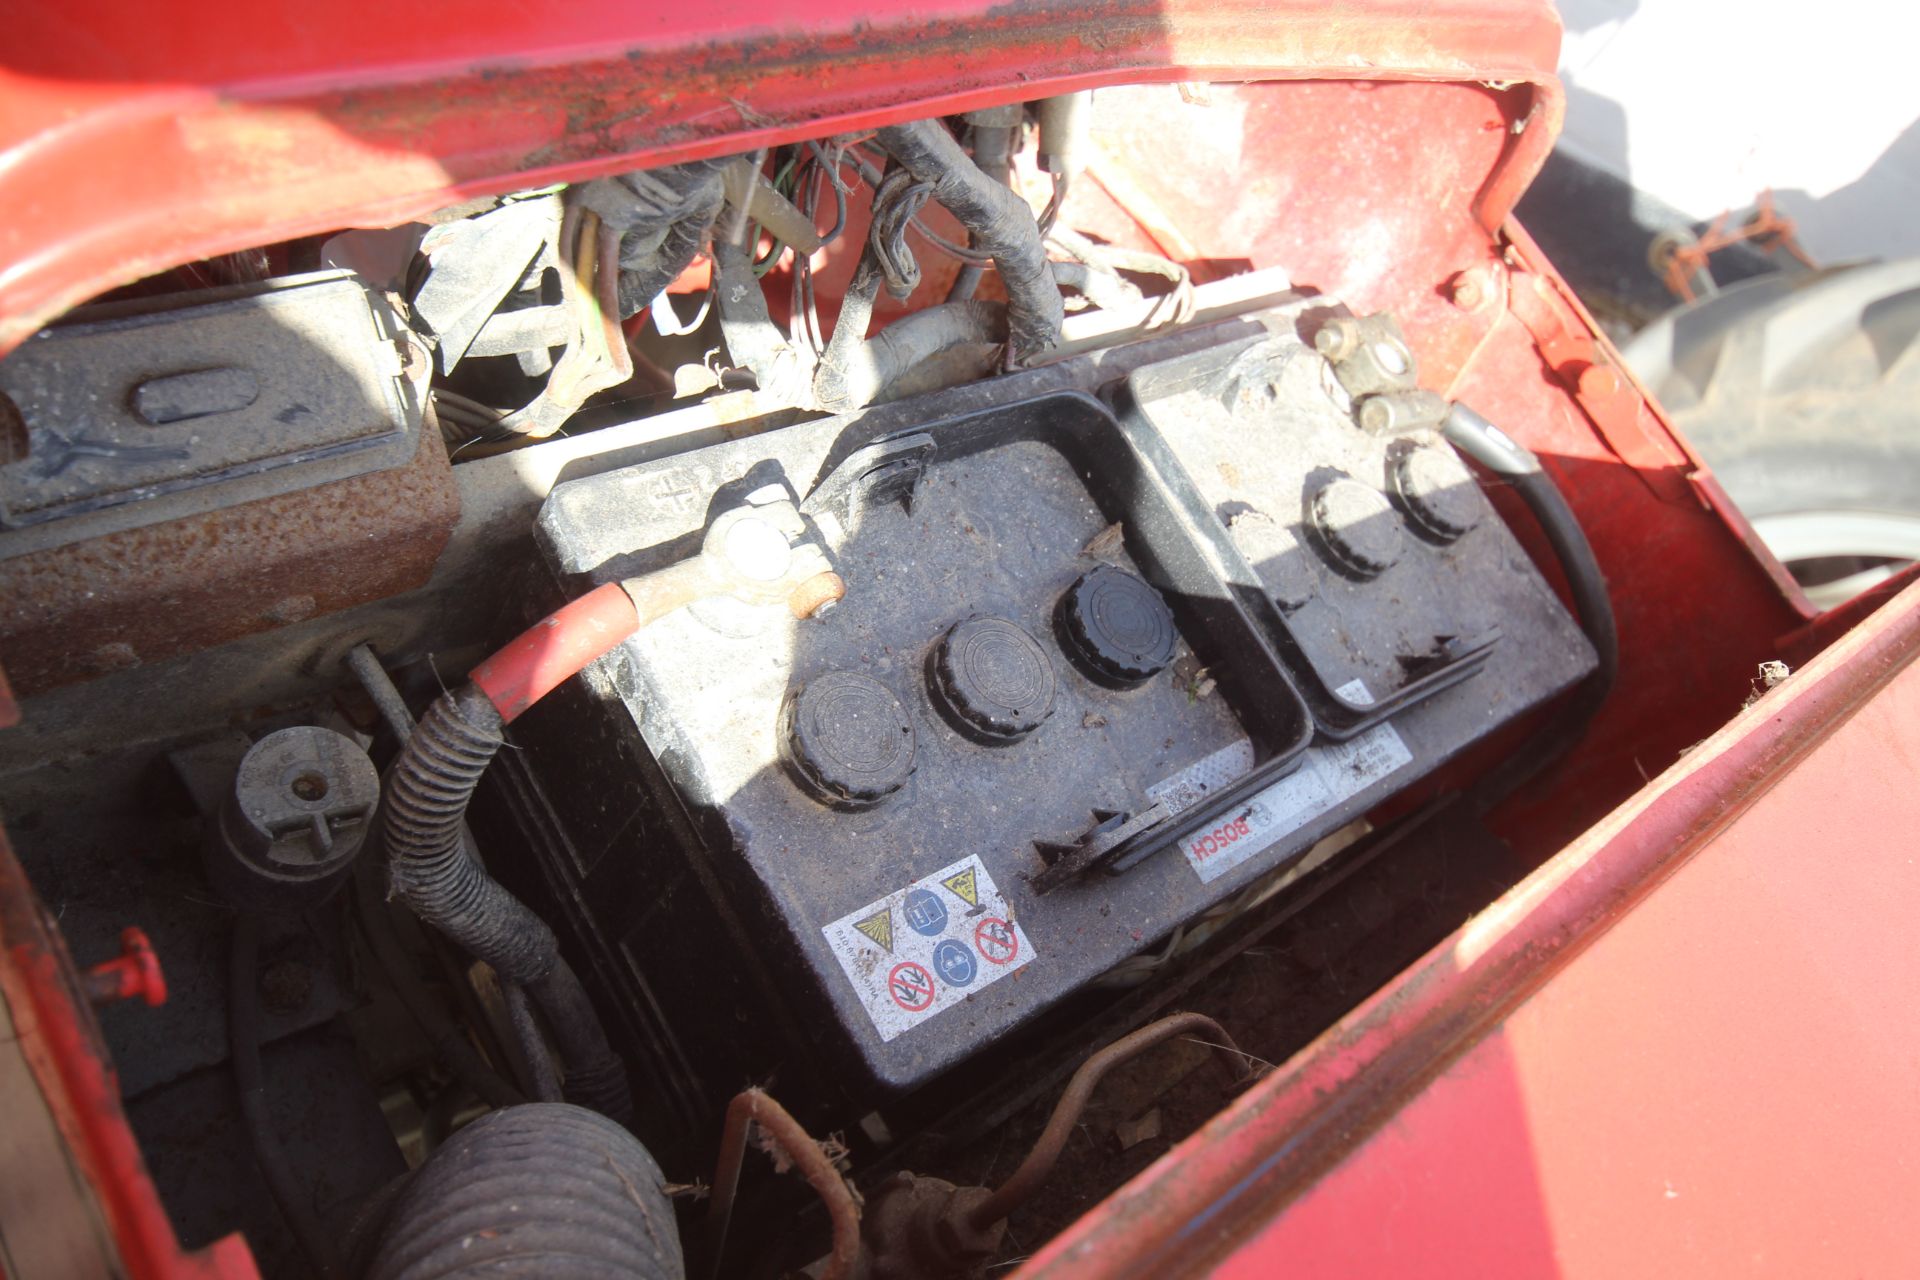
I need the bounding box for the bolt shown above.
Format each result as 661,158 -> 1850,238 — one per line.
1449,271 -> 1485,309
1357,390 -> 1448,436
1577,362 -> 1622,398
1313,317 -> 1361,362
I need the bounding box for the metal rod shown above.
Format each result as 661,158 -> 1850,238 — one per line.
704,1087 -> 861,1280
966,1011 -> 1254,1229
344,642 -> 414,743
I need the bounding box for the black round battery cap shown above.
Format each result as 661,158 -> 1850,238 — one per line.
928,616 -> 1057,744
780,672 -> 916,808
1306,475 -> 1404,579
1389,443 -> 1481,543
1056,565 -> 1179,687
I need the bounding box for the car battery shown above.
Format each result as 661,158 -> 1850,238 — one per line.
496,310 -> 1597,1128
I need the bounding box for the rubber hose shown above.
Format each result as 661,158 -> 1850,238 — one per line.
873,119 -> 1062,362
1510,467 -> 1620,687
382,684 -> 632,1121
361,1104 -> 684,1280
847,301 -> 1007,406
470,580 -> 640,724
1051,260 -> 1144,312
345,647 -> 529,1109
527,957 -> 631,1117
1461,467 -> 1620,809
946,264 -> 987,307
816,249 -> 886,395
617,212 -> 718,319
353,863 -> 525,1110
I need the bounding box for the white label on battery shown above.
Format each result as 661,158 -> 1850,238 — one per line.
1146,738 -> 1257,817
1334,677 -> 1376,705
822,854 -> 1035,1043
1178,722 -> 1413,885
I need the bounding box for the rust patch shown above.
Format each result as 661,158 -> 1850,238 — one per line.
0,428 -> 459,696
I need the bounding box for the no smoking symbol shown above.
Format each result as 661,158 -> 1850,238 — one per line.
974,917 -> 1018,965
887,961 -> 935,1012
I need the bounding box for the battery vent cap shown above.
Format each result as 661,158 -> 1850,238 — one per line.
1056,566 -> 1178,688
929,616 -> 1057,743
780,672 -> 917,808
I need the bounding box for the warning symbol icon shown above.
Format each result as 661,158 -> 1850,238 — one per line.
975,917 -> 1019,965
903,888 -> 948,937
888,961 -> 936,1012
853,908 -> 893,954
940,865 -> 980,909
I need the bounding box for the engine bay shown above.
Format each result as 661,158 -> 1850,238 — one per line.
0,74 -> 1774,1280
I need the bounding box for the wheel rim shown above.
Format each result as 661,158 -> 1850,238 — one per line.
1750,510 -> 1920,609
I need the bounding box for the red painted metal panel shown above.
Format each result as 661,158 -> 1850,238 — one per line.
1017,576 -> 1920,1277
0,828 -> 259,1279
0,0 -> 1565,352
0,2 -> 1861,1273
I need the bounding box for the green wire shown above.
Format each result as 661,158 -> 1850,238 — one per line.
752,238 -> 787,277
750,149 -> 805,277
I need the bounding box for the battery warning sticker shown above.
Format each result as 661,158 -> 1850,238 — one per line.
1177,723 -> 1413,885
823,855 -> 1034,1042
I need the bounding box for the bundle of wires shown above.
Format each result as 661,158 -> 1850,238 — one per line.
742,137 -> 1019,356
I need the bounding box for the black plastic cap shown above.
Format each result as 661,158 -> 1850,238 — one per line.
1306,476 -> 1404,579
928,616 -> 1057,744
1055,566 -> 1178,688
207,725 -> 380,913
1389,444 -> 1480,543
780,672 -> 916,808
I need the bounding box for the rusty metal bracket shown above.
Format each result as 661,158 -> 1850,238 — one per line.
1654,190 -> 1816,303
